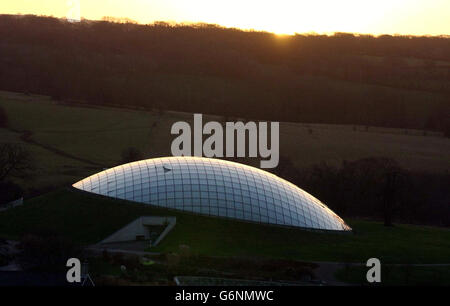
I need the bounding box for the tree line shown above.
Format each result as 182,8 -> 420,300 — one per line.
0,14 -> 449,134
273,156 -> 450,227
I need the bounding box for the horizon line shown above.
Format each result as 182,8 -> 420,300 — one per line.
3,13 -> 450,38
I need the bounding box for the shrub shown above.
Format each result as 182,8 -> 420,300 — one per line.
17,233 -> 83,272
0,181 -> 23,206
167,253 -> 180,267
111,252 -> 124,265
122,254 -> 141,270
179,244 -> 191,258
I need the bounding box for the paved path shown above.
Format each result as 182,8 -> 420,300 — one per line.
0,240 -> 22,272
86,241 -> 160,257
0,262 -> 21,271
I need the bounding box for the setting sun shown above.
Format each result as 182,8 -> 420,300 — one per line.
1,0 -> 449,35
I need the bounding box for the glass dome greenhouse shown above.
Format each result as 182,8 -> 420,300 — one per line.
73,156 -> 351,232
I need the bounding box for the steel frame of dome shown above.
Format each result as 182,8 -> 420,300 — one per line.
73,157 -> 351,232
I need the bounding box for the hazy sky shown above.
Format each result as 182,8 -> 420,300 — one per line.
1,0 -> 449,35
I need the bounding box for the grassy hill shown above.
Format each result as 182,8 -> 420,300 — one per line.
2,15 -> 450,136
0,188 -> 449,264
0,91 -> 448,193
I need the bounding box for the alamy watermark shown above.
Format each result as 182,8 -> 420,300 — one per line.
171,114 -> 279,168
366,258 -> 381,283
66,258 -> 95,286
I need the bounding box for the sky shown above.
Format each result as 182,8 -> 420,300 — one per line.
1,0 -> 449,36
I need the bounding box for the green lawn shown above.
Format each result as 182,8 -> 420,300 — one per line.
0,128 -> 92,191
1,90 -> 449,194
335,265 -> 450,286
0,189 -> 449,264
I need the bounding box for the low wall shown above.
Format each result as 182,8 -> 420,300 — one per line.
100,216 -> 176,246
0,197 -> 23,212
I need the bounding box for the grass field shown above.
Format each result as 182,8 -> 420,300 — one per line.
0,90 -> 449,193
0,189 -> 449,264
335,265 -> 450,286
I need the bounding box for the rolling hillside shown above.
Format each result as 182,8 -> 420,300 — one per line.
0,91 -> 448,193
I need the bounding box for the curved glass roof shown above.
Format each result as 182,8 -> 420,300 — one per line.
73,157 -> 351,231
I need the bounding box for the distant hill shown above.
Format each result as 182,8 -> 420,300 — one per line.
0,91 -> 449,227
0,14 -> 449,134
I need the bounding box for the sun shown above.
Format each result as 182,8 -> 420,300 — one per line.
0,0 -> 449,36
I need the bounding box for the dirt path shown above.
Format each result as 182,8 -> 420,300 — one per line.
7,127 -> 106,168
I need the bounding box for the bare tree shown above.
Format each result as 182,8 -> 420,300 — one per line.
0,143 -> 33,181
376,159 -> 408,227
339,157 -> 407,226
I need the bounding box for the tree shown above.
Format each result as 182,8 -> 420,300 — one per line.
271,155 -> 300,183
0,143 -> 33,182
18,233 -> 83,272
340,157 -> 408,226
120,147 -> 143,164
382,170 -> 400,227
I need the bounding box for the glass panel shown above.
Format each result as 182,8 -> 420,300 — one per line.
72,157 -> 350,232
